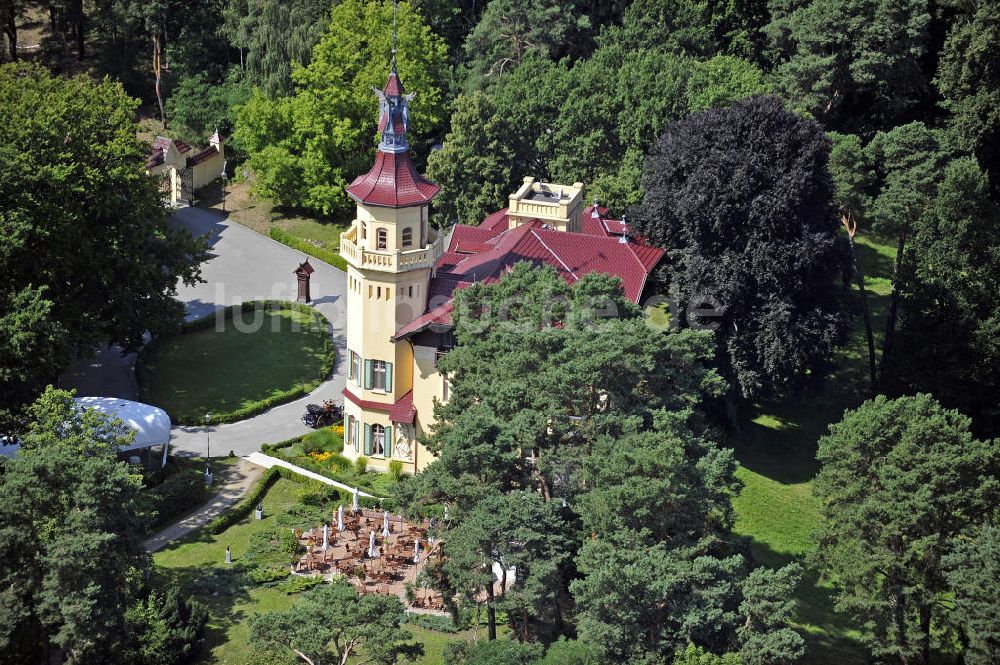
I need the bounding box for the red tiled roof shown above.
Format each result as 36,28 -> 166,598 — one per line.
346,150 -> 440,208
388,391 -> 416,424
392,214 -> 664,342
187,145 -> 219,166
342,388 -> 391,412
146,137 -> 194,168
383,69 -> 404,97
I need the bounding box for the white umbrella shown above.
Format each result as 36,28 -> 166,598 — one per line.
337,505 -> 344,532
382,511 -> 390,538
444,504 -> 449,521
352,487 -> 359,513
413,538 -> 421,563
322,524 -> 329,551
368,530 -> 377,558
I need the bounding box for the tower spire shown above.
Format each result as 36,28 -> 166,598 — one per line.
391,0 -> 398,71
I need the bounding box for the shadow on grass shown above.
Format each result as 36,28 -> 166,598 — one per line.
747,540 -> 869,665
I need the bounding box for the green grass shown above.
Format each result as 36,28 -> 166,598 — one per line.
139,307 -> 332,423
729,228 -> 896,664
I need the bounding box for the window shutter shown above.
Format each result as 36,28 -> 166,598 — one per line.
385,426 -> 393,458
363,423 -> 372,455
347,352 -> 353,380
385,362 -> 393,393
364,360 -> 373,389
344,415 -> 350,446
353,418 -> 359,452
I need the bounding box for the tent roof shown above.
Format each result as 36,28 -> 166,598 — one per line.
74,397 -> 172,450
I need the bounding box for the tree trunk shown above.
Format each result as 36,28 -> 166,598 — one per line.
74,0 -> 84,60
485,545 -> 497,641
880,231 -> 906,381
918,604 -> 932,665
843,216 -> 878,394
152,33 -> 167,129
891,584 -> 911,665
3,10 -> 16,62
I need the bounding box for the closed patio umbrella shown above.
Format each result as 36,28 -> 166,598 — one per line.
368,530 -> 377,558
413,538 -> 421,563
382,511 -> 390,538
337,504 -> 344,532
352,487 -> 359,513
322,524 -> 329,551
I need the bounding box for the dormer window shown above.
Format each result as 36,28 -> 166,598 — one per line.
402,227 -> 413,248
377,228 -> 388,250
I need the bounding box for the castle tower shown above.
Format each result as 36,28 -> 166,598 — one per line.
339,63 -> 442,471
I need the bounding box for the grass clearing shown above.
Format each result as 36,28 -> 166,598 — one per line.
729,227 -> 895,664
138,306 -> 333,423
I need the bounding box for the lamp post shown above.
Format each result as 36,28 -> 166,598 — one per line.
204,412 -> 213,485
220,160 -> 229,212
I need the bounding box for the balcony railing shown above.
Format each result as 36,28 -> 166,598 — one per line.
340,228 -> 443,273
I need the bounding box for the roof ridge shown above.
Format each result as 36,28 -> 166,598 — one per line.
531,230 -> 579,280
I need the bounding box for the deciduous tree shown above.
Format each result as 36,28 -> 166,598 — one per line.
0,63 -> 204,428
633,95 -> 850,403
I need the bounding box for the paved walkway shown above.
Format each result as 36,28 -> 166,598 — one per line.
144,458 -> 264,553
61,205 -> 349,458
245,452 -> 378,497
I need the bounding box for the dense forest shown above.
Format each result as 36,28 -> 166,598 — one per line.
1,1 -> 998,664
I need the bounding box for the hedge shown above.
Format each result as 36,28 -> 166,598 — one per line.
269,227 -> 348,271
207,464 -> 362,534
137,300 -> 337,426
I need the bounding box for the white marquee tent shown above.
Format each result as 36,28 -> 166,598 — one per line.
74,397 -> 172,467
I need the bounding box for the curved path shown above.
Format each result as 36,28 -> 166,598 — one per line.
166,206 -> 348,458
61,205 -> 348,458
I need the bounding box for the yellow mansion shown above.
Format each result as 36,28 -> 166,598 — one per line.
339,65 -> 664,474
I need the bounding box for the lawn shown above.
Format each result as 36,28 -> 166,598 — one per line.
138,305 -> 334,423
154,476 -> 478,664
729,228 -> 895,664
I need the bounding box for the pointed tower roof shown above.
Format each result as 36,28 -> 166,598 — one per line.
346,64 -> 439,208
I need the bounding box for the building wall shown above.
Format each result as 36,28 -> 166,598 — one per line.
191,151 -> 223,190
341,200 -> 435,474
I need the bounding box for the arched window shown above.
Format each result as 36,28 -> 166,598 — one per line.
377,228 -> 388,250
372,424 -> 385,455
402,227 -> 413,248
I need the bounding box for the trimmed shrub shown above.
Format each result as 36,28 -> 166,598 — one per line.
269,227 -> 348,271
405,613 -> 459,633
277,575 -> 325,594
207,467 -> 281,534
388,460 -> 404,483
249,565 -> 291,584
354,456 -> 368,474
137,465 -> 211,534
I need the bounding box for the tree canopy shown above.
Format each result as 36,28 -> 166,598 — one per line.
814,394 -> 1000,664
0,62 -> 204,430
234,0 -> 449,216
633,95 -> 850,402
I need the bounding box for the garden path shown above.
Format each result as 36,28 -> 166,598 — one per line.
167,206 -> 348,458
143,458 -> 263,553
60,204 -> 349,457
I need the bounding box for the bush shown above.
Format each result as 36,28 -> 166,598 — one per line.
249,565 -> 292,585
207,467 -> 281,534
405,613 -> 459,633
302,427 -> 344,454
125,586 -> 209,665
277,575 -> 325,594
269,227 -> 348,271
246,526 -> 302,564
354,456 -> 368,475
137,465 -> 210,534
389,460 -> 404,483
